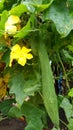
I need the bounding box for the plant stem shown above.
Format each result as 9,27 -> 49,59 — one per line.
59,119 -> 68,128
66,68 -> 73,76
57,52 -> 70,90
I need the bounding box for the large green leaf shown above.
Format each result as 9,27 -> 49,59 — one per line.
8,102 -> 45,130
22,0 -> 54,13
44,1 -> 73,37
9,70 -> 41,107
9,72 -> 25,107
60,98 -> 73,121
68,118 -> 73,130
8,106 -> 22,118
9,4 -> 28,17
21,103 -> 44,130
0,0 -> 5,11
37,33 -> 59,129
0,99 -> 15,115
0,10 -> 8,36
1,10 -> 8,23
24,79 -> 40,96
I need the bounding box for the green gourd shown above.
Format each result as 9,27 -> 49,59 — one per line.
37,35 -> 60,129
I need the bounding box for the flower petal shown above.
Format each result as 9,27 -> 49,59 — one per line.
5,25 -> 17,34
6,15 -> 20,25
9,57 -> 13,67
11,44 -> 21,52
18,57 -> 27,66
26,53 -> 33,59
22,46 -> 31,53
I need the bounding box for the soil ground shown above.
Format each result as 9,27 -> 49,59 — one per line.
0,118 -> 26,130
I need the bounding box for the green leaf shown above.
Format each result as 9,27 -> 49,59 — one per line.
32,2 -> 54,12
67,45 -> 73,52
25,119 -> 42,130
24,0 -> 42,4
60,98 -> 73,121
0,10 -> 8,36
52,128 -> 57,130
14,16 -> 33,39
0,43 -> 6,53
68,118 -> 73,130
67,0 -> 73,12
0,99 -> 15,116
0,0 -> 4,11
44,1 -> 73,37
9,66 -> 41,107
1,10 -> 8,23
9,4 -> 28,17
8,102 -> 46,130
68,88 -> 73,97
58,95 -> 64,107
21,103 -> 44,130
0,114 -> 6,121
8,106 -> 22,118
23,0 -> 54,13
24,79 -> 40,96
37,34 -> 59,128
62,50 -> 73,61
43,0 -> 54,4
2,49 -> 10,67
9,72 -> 25,107
32,0 -> 54,12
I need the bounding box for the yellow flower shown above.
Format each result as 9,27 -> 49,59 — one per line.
9,44 -> 21,67
18,46 -> 33,66
5,15 -> 20,35
11,44 -> 21,54
9,44 -> 33,67
5,24 -> 17,34
6,15 -> 20,25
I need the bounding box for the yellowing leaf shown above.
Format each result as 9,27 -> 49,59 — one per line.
0,78 -> 7,98
4,73 -> 10,83
0,73 -> 10,98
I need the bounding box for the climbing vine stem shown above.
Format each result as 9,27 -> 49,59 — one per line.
57,52 -> 70,91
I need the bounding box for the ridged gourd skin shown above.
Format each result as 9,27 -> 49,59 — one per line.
37,37 -> 60,129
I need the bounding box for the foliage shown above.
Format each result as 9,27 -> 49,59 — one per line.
8,102 -> 45,130
0,0 -> 73,130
